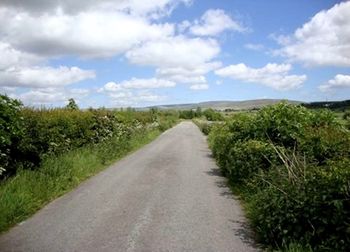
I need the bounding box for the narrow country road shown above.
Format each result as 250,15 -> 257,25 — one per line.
0,122 -> 258,252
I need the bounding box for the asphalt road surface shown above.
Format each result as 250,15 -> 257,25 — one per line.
0,121 -> 259,252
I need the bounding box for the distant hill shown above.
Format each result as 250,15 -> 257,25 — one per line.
146,99 -> 301,111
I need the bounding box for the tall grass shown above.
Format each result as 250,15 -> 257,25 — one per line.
0,129 -> 160,233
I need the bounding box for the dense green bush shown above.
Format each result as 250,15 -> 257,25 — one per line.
248,158 -> 350,251
225,140 -> 278,183
16,108 -> 131,170
203,108 -> 224,121
0,95 -> 179,177
208,102 -> 350,251
299,125 -> 350,164
208,113 -> 255,169
0,95 -> 24,175
253,103 -> 312,146
179,110 -> 196,119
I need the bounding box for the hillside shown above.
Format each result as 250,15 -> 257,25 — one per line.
147,99 -> 301,111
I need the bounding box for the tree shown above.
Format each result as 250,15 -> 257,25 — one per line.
66,98 -> 79,110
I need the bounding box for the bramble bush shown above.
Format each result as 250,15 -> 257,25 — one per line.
0,95 -> 24,175
248,158 -> 350,251
208,102 -> 350,251
203,108 -> 224,121
0,95 -> 178,178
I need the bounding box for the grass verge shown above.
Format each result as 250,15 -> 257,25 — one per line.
0,129 -> 161,233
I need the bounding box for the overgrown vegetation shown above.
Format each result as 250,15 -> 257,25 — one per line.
179,107 -> 223,121
0,95 -> 178,177
0,94 -> 178,232
206,103 -> 350,251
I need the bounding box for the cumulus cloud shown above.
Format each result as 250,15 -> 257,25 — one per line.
0,0 -> 191,17
126,36 -> 220,89
10,87 -> 90,105
276,2 -> 350,67
244,43 -> 264,51
98,78 -> 170,106
189,9 -> 245,36
126,36 -> 220,68
0,42 -> 42,70
117,0 -> 193,19
0,10 -> 98,94
104,88 -> 166,106
319,74 -> 350,92
99,78 -> 175,92
120,78 -> 176,89
190,84 -> 209,90
156,61 -> 221,85
0,66 -> 95,88
0,8 -> 174,58
215,63 -> 306,90
100,82 -> 124,92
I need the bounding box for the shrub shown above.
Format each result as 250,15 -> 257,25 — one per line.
0,95 -> 24,176
0,96 -> 180,178
208,123 -> 233,170
203,108 -> 224,121
179,110 -> 196,119
208,113 -> 256,170
254,103 -> 312,147
225,140 -> 278,183
208,102 -> 350,250
248,157 -> 350,251
299,125 -> 350,164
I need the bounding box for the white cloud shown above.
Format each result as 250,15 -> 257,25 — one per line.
13,89 -> 67,104
0,66 -> 95,88
126,36 -> 220,89
190,84 -> 209,90
107,89 -> 166,106
99,78 -> 175,92
100,82 -> 123,92
178,20 -> 191,33
244,43 -> 264,51
10,87 -> 90,105
215,63 -> 306,90
70,88 -> 90,96
0,17 -> 96,92
0,0 -> 191,17
135,91 -> 166,102
117,0 -> 193,19
156,61 -> 221,86
319,74 -> 350,92
0,42 -> 42,70
189,9 -> 245,36
156,61 -> 221,79
99,79 -> 169,106
126,36 -> 220,68
276,2 -> 350,67
1,8 -> 174,58
121,78 -> 176,89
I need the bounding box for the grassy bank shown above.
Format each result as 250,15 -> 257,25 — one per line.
0,128 -> 161,233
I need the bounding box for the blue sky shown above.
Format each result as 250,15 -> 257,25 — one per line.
0,0 -> 349,108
